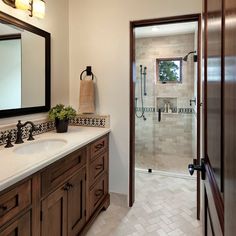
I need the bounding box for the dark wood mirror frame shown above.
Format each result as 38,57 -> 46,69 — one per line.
0,11 -> 51,118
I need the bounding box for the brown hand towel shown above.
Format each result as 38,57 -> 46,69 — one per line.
79,79 -> 95,114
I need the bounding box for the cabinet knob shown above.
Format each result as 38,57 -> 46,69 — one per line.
95,189 -> 103,197
95,142 -> 104,150
95,164 -> 103,170
67,183 -> 73,189
62,183 -> 73,191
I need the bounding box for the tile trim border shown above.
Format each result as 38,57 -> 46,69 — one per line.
136,106 -> 195,114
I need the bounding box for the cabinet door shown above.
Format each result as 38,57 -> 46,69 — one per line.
67,168 -> 86,236
41,187 -> 68,236
0,211 -> 31,236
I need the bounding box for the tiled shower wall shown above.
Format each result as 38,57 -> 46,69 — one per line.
135,33 -> 196,174
135,112 -> 196,174
135,33 -> 195,110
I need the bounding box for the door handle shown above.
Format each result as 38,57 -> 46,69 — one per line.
188,158 -> 205,180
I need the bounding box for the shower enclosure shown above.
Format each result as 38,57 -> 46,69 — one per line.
135,65 -> 147,121
135,27 -> 197,175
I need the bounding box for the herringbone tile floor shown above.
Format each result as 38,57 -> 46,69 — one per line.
86,171 -> 202,236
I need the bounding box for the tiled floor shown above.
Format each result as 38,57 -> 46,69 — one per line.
86,171 -> 202,236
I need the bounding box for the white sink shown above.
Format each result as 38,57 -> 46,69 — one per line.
13,139 -> 67,155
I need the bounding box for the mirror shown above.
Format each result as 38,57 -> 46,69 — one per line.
0,11 -> 50,118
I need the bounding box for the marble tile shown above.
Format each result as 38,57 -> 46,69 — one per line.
135,113 -> 196,175
86,171 -> 202,236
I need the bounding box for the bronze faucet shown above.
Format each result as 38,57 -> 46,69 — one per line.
15,120 -> 36,144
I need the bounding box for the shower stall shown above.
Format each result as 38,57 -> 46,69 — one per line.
135,26 -> 198,175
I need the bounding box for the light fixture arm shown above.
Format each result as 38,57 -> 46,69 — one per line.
29,0 -> 33,17
2,0 -> 45,19
2,0 -> 16,8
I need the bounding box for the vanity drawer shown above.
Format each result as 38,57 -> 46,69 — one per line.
89,174 -> 108,216
90,135 -> 108,161
41,147 -> 86,196
0,180 -> 31,228
89,152 -> 108,187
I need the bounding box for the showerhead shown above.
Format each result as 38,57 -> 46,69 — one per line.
183,51 -> 197,62
183,55 -> 189,62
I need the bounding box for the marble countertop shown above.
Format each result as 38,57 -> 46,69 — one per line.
0,126 -> 110,192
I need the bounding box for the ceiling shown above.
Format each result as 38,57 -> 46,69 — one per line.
135,21 -> 198,38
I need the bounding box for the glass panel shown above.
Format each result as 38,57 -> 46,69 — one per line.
135,22 -> 197,175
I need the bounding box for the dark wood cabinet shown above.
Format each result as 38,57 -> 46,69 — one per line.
0,211 -> 31,236
87,135 -> 109,220
41,148 -> 86,197
41,186 -> 68,236
67,168 -> 86,236
0,134 -> 110,236
88,174 -> 108,217
0,180 -> 31,228
89,152 -> 108,187
41,168 -> 87,236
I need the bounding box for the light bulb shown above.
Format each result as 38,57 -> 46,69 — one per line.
32,0 -> 45,19
15,0 -> 30,10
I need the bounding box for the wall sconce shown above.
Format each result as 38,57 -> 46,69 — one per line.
15,0 -> 30,10
2,0 -> 45,19
30,0 -> 45,18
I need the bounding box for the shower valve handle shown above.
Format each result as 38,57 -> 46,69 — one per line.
158,109 -> 161,122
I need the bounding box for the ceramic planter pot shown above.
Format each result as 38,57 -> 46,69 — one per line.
55,118 -> 69,133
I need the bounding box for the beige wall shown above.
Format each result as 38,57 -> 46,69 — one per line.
0,0 -> 69,126
69,0 -> 202,197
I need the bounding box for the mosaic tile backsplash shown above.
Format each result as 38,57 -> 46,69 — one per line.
0,114 -> 110,146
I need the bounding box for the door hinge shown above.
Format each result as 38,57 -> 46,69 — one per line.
40,211 -> 43,221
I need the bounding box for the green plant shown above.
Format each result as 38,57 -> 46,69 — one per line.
159,60 -> 180,82
49,104 -> 76,121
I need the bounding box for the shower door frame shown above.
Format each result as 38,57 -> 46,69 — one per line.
129,14 -> 202,219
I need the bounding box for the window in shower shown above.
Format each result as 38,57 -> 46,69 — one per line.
156,57 -> 182,83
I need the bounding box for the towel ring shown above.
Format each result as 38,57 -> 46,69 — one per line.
80,66 -> 94,80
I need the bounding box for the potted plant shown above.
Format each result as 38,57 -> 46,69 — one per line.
49,104 -> 77,133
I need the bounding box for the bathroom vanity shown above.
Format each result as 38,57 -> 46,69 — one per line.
0,127 -> 110,235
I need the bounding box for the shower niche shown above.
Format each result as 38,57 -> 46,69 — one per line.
156,97 -> 177,113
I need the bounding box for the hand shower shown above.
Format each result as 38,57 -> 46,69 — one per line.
143,66 -> 147,96
135,65 -> 147,121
